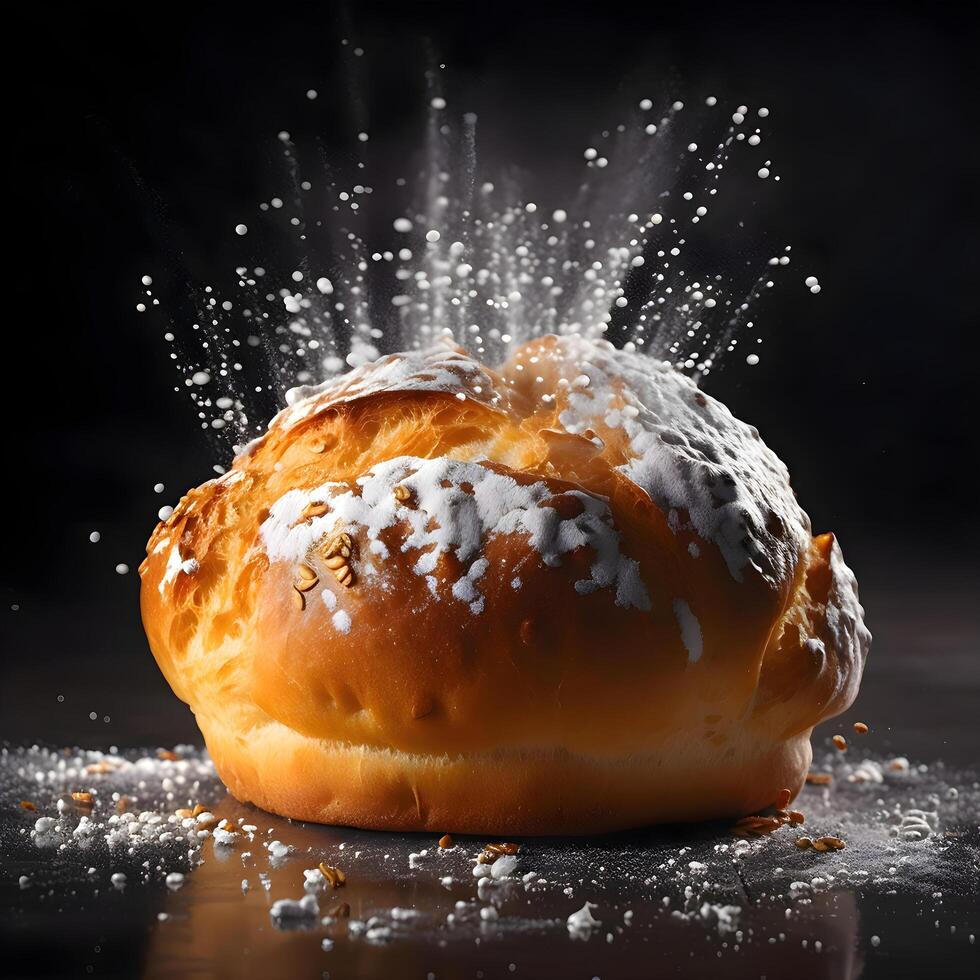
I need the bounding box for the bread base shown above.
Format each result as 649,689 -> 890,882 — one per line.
199,712 -> 811,835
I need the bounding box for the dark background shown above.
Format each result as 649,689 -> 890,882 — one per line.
2,0 -> 977,749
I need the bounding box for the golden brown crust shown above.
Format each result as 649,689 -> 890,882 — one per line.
140,337 -> 870,834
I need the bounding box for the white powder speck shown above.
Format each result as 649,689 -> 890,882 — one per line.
700,902 -> 741,935
672,598 -> 703,663
270,894 -> 319,921
332,610 -> 352,634
491,854 -> 519,879
567,902 -> 601,936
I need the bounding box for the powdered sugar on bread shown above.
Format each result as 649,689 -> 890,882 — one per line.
530,335 -> 812,587
259,455 -> 651,614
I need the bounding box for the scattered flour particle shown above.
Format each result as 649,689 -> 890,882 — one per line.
567,902 -> 601,936
332,610 -> 352,634
391,907 -> 419,921
270,894 -> 319,921
491,855 -> 519,879
672,598 -> 703,663
89,531 -> 101,543
304,868 -> 326,890
235,224 -> 248,236
700,902 -> 741,935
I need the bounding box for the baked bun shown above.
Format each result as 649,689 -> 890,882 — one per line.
140,335 -> 870,834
